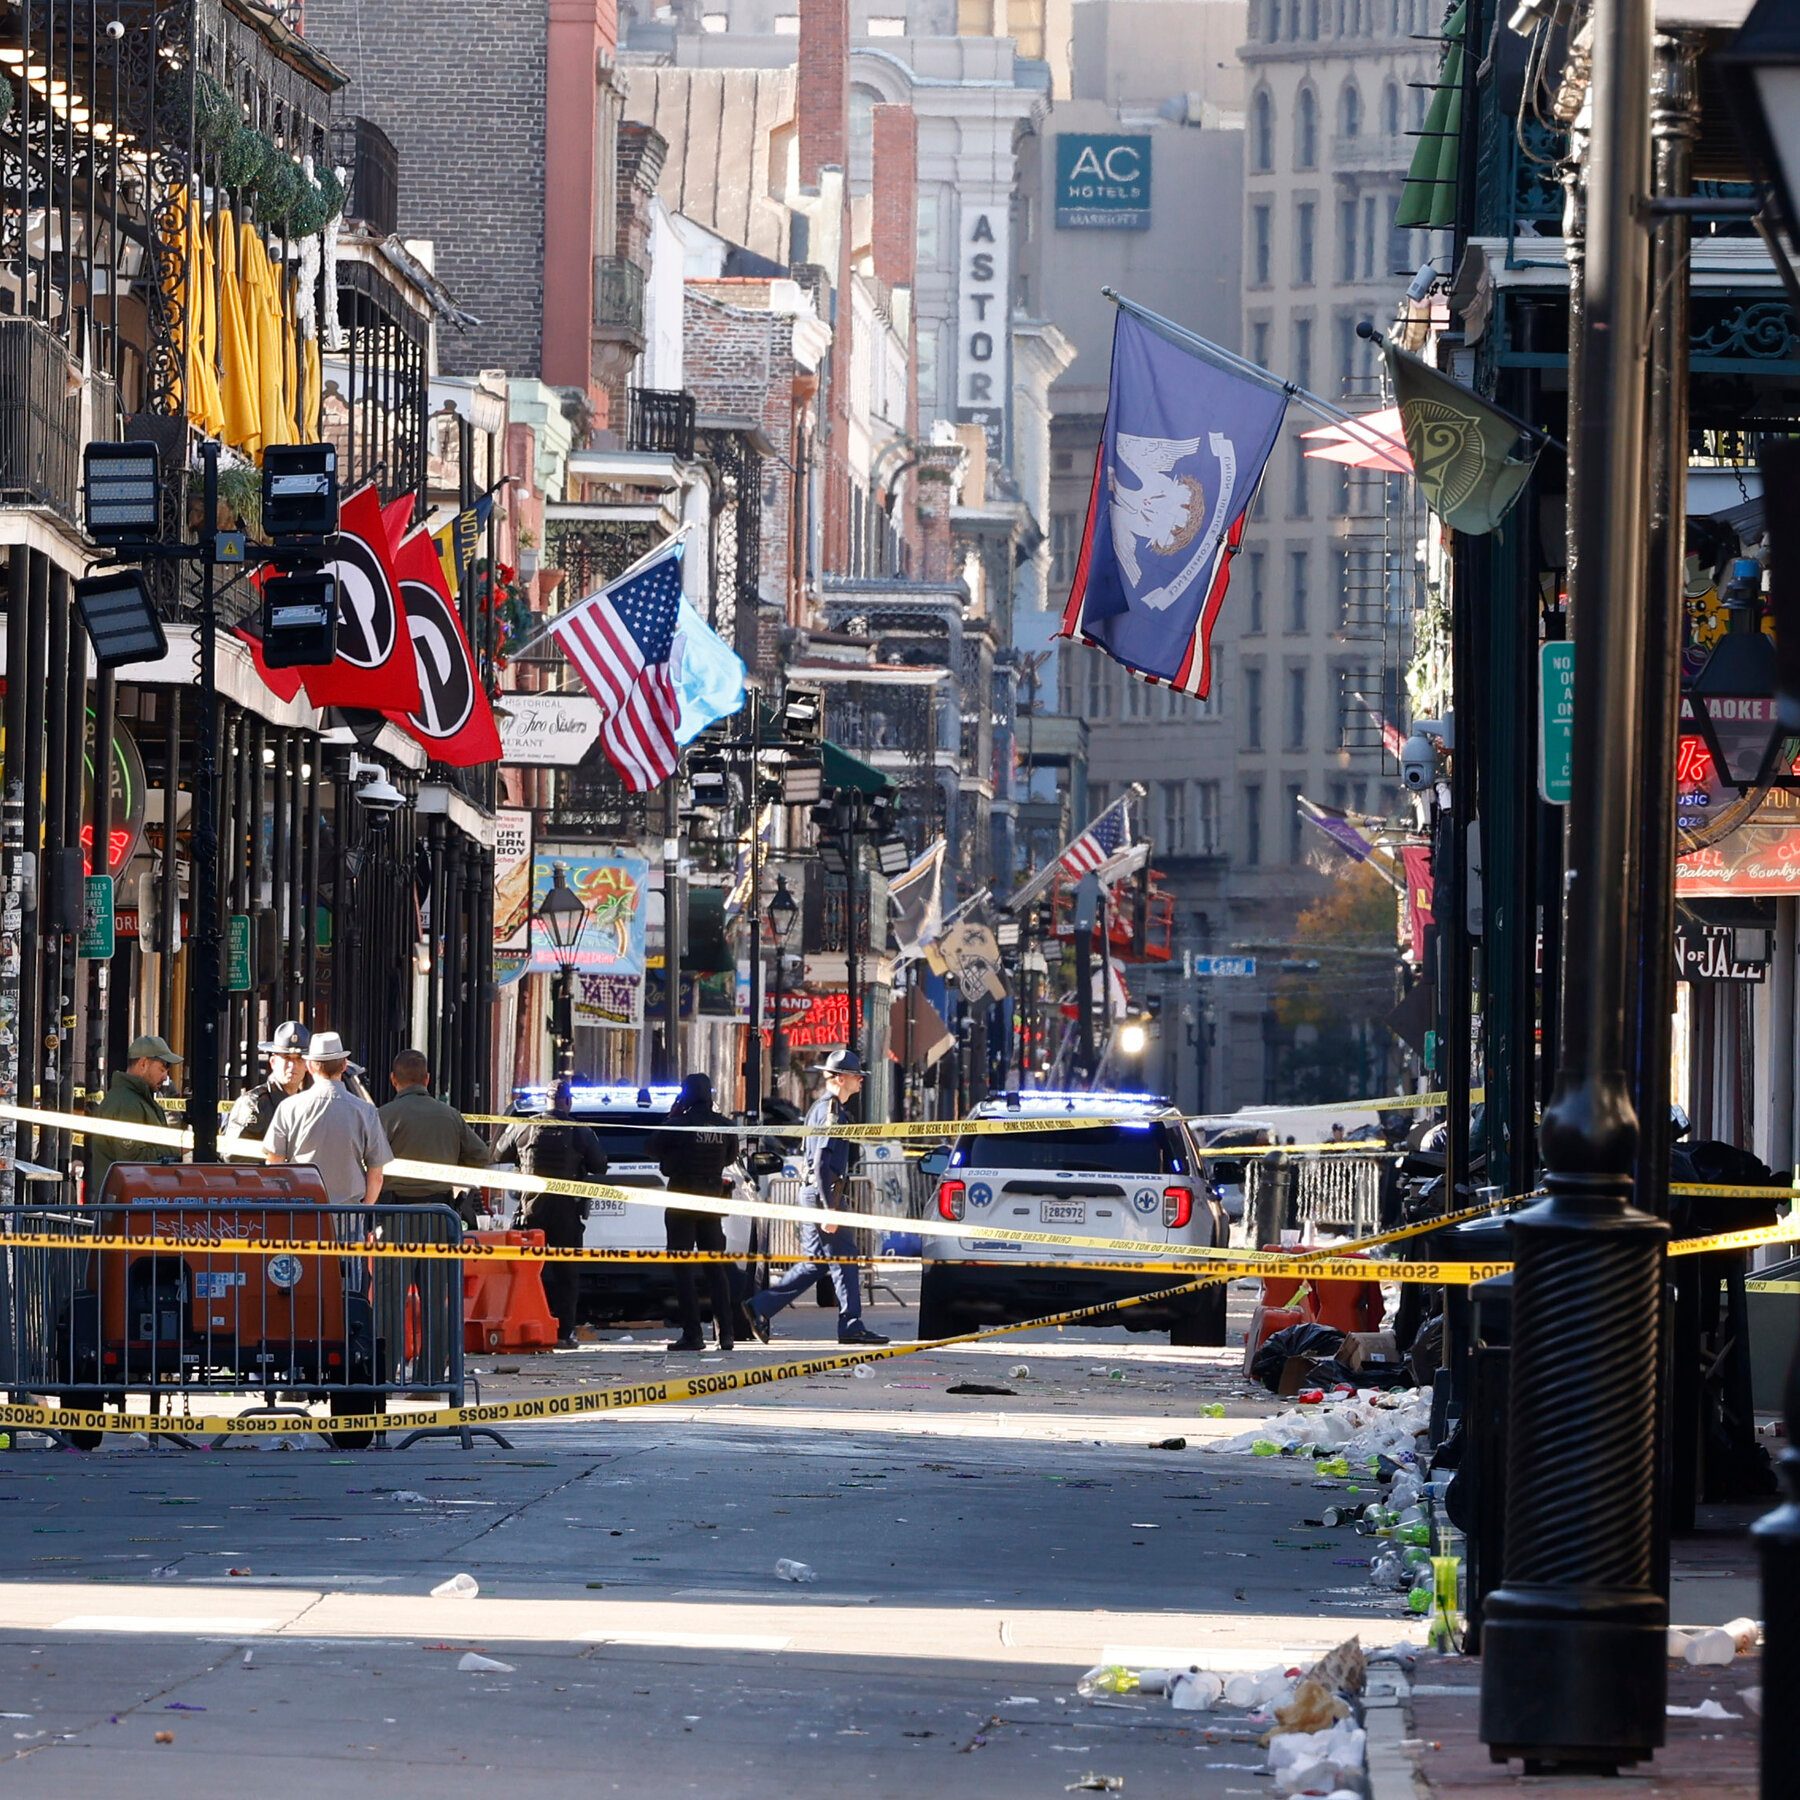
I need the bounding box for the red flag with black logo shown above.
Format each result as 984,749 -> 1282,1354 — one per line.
381,527 -> 501,767
299,483 -> 423,713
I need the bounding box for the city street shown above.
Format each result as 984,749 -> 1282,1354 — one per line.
0,1286 -> 1762,1797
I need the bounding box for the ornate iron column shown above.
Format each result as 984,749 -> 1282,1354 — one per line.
1479,0 -> 1670,1772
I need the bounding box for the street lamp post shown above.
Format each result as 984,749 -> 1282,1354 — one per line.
768,873 -> 798,1080
1478,0 -> 1668,1773
536,863 -> 588,1081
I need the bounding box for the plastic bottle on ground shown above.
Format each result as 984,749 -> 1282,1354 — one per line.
430,1572 -> 479,1599
774,1558 -> 817,1583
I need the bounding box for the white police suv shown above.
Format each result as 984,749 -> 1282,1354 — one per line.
507,1084 -> 751,1327
917,1091 -> 1229,1344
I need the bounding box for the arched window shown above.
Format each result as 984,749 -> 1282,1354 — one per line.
1339,80 -> 1362,139
1382,79 -> 1401,136
1252,89 -> 1275,172
1295,86 -> 1318,169
1410,80 -> 1427,131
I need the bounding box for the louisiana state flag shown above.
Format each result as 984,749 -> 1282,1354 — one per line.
1060,305 -> 1288,698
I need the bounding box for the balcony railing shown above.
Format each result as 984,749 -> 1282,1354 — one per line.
331,117 -> 401,237
593,256 -> 646,341
627,387 -> 697,460
0,319 -> 86,525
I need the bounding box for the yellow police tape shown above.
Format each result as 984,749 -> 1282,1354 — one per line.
1748,1280 -> 1800,1294
0,1277 -> 1221,1440
6,1103 -> 1791,1270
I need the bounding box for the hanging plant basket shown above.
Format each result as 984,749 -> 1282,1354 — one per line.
253,153 -> 302,230
218,125 -> 271,192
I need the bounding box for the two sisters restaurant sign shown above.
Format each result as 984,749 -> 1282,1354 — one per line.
1675,732 -> 1800,895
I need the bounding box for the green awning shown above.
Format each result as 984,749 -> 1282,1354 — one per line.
1395,1 -> 1466,232
822,740 -> 892,795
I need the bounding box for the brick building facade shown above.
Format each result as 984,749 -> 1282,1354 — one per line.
301,0 -> 552,380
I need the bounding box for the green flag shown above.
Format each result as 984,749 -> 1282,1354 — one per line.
1385,340 -> 1538,535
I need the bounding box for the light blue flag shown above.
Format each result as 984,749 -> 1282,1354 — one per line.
672,599 -> 746,745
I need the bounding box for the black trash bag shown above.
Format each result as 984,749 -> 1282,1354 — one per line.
1406,1313 -> 1444,1386
1304,1356 -> 1360,1389
1251,1321 -> 1346,1393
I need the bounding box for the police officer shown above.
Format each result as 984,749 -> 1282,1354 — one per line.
495,1080 -> 609,1346
657,1071 -> 737,1354
224,1020 -> 311,1154
746,1049 -> 888,1346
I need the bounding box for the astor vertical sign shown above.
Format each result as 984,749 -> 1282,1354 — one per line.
958,209 -> 1009,422
1056,134 -> 1152,228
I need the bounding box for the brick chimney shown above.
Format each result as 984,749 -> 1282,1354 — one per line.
870,105 -> 917,290
798,0 -> 849,189
914,440 -> 967,585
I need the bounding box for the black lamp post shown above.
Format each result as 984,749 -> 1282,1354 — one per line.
768,873 -> 799,1076
536,863 -> 588,1081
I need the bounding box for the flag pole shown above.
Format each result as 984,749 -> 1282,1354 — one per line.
505,522 -> 695,661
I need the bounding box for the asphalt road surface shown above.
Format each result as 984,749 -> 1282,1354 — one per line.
0,1282 -> 1426,1797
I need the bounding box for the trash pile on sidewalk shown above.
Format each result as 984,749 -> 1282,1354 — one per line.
1075,1637 -> 1379,1796
1211,1388 -> 1466,1638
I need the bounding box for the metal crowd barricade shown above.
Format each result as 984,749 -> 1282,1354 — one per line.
1246,1152 -> 1386,1240
0,1162 -> 467,1448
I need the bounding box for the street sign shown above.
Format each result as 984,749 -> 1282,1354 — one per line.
1191,955 -> 1256,978
226,913 -> 252,992
1539,641 -> 1574,804
78,875 -> 114,960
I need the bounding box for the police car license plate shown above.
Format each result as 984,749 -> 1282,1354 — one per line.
589,1199 -> 628,1217
1039,1200 -> 1086,1224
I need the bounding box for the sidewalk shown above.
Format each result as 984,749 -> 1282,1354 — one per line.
1394,1652 -> 1759,1798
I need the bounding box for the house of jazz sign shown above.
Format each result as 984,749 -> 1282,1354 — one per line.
499,692 -> 605,767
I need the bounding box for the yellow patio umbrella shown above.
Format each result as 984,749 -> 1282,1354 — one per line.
244,221 -> 288,453
215,207 -> 261,456
279,267 -> 300,445
185,205 -> 224,437
300,333 -> 321,442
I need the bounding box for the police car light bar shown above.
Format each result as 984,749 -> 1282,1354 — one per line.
512,1083 -> 684,1112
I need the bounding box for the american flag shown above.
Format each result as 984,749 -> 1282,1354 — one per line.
548,546 -> 685,792
1007,792 -> 1135,912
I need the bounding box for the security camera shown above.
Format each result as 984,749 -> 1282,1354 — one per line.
1400,731 -> 1439,791
105,17 -> 125,37
347,752 -> 406,815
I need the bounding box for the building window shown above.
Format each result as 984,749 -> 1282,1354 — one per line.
1245,785 -> 1263,866
1090,782 -> 1110,818
1128,672 -> 1149,718
1336,314 -> 1356,389
1288,783 -> 1306,862
1293,317 -> 1312,393
1307,0 -> 1320,36
1245,666 -> 1264,750
1162,781 -> 1188,853
1363,196 -> 1378,280
1247,549 -> 1266,633
1292,439 -> 1310,516
1251,320 -> 1271,368
702,11 -> 730,27
867,14 -> 908,32
1287,665 -> 1307,749
1050,510 -> 1080,588
1336,666 -> 1375,746
1295,87 -> 1318,169
1295,202 -> 1315,285
1196,663 -> 1223,717
1252,90 -> 1275,172
1288,548 -> 1309,631
1086,653 -> 1107,718
1339,200 -> 1358,283
1383,79 -> 1402,136
774,12 -> 801,29
1340,81 -> 1362,138
1197,781 -> 1222,853
1252,205 -> 1272,286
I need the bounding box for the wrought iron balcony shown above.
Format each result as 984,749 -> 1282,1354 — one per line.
593,256 -> 647,342
0,318 -> 99,527
627,387 -> 697,460
331,117 -> 401,237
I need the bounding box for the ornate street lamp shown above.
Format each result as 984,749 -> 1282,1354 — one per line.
1719,0 -> 1800,240
768,873 -> 799,1073
1684,560 -> 1800,793
536,863 -> 588,1081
